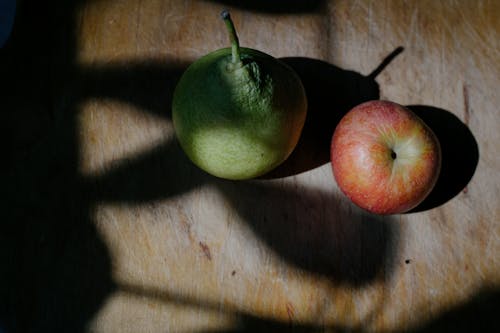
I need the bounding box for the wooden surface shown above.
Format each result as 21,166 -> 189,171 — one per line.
2,0 -> 499,332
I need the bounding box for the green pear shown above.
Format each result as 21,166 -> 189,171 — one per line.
172,11 -> 307,180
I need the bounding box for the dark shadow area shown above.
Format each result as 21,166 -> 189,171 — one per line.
201,317 -> 343,333
1,0 -> 115,331
204,0 -> 327,14
78,60 -> 189,119
85,140 -> 211,204
264,47 -> 403,178
218,181 -> 398,286
410,288 -> 500,333
408,105 -> 479,212
262,58 -> 379,177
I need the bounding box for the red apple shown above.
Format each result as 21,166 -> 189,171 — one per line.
330,100 -> 441,214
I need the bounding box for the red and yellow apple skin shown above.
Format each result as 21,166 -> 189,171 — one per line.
330,100 -> 441,214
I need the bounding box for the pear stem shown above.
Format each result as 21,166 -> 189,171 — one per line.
221,10 -> 242,65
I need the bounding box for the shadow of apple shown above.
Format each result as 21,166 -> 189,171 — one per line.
408,105 -> 479,212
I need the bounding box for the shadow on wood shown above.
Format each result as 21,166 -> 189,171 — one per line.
86,139 -> 211,204
218,180 -> 399,287
78,59 -> 189,119
408,105 -> 479,212
117,282 -> 500,332
408,288 -> 500,333
203,0 -> 327,13
117,281 -> 368,332
264,47 -> 403,178
205,288 -> 500,332
0,0 -> 115,332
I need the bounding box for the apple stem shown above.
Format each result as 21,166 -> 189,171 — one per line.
221,10 -> 242,66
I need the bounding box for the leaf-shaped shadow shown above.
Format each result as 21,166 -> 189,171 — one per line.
86,140 -> 211,204
217,180 -> 399,286
118,282 -> 356,332
79,60 -> 189,118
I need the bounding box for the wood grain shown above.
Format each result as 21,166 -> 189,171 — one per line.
2,0 -> 499,332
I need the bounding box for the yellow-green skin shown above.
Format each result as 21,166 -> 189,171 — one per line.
172,47 -> 307,180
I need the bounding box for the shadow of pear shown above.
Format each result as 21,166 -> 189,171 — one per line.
262,57 -> 379,178
408,105 -> 479,212
263,47 -> 404,178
